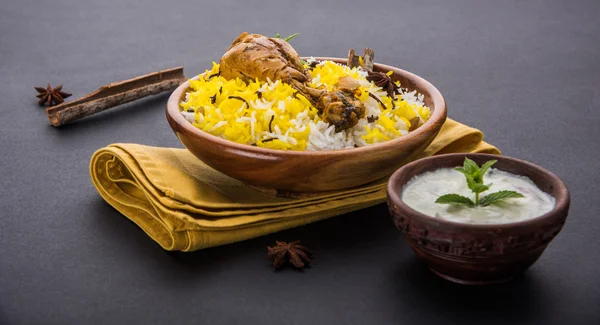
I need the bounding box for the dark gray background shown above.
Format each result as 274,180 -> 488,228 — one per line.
1,0 -> 599,324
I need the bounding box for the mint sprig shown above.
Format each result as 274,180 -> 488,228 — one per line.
435,158 -> 524,208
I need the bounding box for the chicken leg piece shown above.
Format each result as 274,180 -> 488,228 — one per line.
219,32 -> 366,131
220,32 -> 310,92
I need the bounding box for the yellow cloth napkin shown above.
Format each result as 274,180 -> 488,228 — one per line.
90,119 -> 500,251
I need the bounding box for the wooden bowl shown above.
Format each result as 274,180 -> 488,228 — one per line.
166,58 -> 447,192
387,153 -> 570,285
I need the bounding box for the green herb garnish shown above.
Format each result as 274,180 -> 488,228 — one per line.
273,33 -> 300,42
435,158 -> 524,207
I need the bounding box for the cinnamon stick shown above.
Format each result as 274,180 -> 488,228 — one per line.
347,49 -> 360,68
363,48 -> 374,72
46,67 -> 186,127
348,48 -> 374,71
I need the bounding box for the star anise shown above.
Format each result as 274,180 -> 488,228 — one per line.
267,241 -> 313,269
34,83 -> 72,107
366,71 -> 399,99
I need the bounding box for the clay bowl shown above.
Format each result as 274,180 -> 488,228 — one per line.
166,57 -> 446,193
387,153 -> 570,285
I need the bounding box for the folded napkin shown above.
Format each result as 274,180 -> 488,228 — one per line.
90,119 -> 500,251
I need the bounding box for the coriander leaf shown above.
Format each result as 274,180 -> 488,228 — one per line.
480,159 -> 497,177
283,33 -> 300,42
300,59 -> 308,65
274,33 -> 281,38
435,194 -> 475,207
479,190 -> 525,207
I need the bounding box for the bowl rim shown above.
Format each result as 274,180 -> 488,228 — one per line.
386,153 -> 570,229
166,57 -> 447,157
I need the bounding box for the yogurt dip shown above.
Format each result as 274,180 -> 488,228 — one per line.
401,168 -> 555,224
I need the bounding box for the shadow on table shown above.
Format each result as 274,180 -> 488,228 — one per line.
390,255 -> 546,322
164,203 -> 397,265
90,198 -> 248,274
92,198 -> 408,294
92,202 -> 396,277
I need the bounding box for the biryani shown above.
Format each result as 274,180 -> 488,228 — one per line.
180,33 -> 431,151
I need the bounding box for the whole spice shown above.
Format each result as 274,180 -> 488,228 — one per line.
347,47 -> 374,72
267,241 -> 313,269
34,83 -> 72,107
362,48 -> 375,72
408,117 -> 421,132
207,71 -> 220,79
366,71 -> 399,99
228,95 -> 249,107
45,67 -> 185,127
348,47 -> 398,99
347,49 -> 360,68
368,92 -> 386,109
268,115 -> 275,133
367,115 -> 379,123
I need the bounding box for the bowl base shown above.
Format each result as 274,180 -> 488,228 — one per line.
429,268 -> 516,286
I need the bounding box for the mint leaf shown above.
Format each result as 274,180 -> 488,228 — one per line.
472,169 -> 484,183
465,174 -> 490,194
435,194 -> 475,207
283,33 -> 300,42
480,160 -> 497,177
479,190 -> 524,206
454,166 -> 469,176
463,158 -> 480,175
470,183 -> 491,194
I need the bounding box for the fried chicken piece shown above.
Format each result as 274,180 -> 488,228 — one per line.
220,32 -> 309,91
317,89 -> 366,132
219,32 -> 366,131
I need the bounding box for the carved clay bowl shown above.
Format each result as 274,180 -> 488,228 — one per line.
166,57 -> 446,193
387,153 -> 570,285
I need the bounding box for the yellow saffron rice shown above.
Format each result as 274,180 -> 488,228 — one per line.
180,59 -> 431,151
